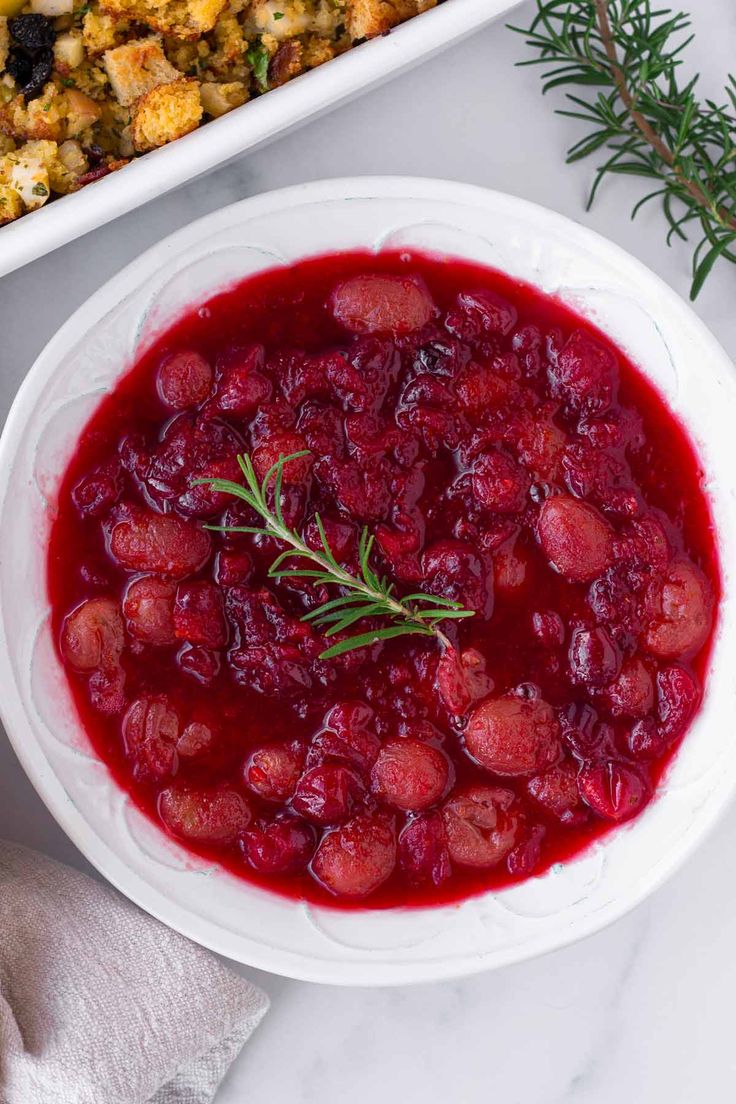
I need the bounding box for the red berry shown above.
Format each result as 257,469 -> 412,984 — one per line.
643,559 -> 712,658
398,813 -> 451,887
465,695 -> 560,776
331,274 -> 434,335
242,814 -> 315,874
173,580 -> 227,648
578,760 -> 649,821
110,509 -> 211,578
537,495 -> 614,583
442,785 -> 519,868
158,784 -> 251,845
123,576 -> 176,646
371,738 -> 450,811
311,814 -> 397,898
157,350 -> 212,409
292,763 -> 365,824
243,742 -> 304,802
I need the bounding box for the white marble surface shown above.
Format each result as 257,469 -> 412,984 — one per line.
2,1 -> 736,1100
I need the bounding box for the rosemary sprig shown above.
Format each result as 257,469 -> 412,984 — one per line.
196,451 -> 474,659
510,0 -> 736,298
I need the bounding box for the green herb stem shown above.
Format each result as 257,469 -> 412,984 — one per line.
511,0 -> 736,298
196,451 -> 474,659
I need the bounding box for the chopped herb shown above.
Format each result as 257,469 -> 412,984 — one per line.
78,4 -> 90,14
62,78 -> 75,87
246,42 -> 270,92
32,183 -> 48,196
273,10 -> 284,18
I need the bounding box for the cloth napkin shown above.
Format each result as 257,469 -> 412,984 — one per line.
0,840 -> 269,1104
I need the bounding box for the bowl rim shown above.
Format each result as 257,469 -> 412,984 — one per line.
1,175 -> 735,985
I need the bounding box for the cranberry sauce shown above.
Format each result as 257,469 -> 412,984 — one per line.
47,251 -> 719,909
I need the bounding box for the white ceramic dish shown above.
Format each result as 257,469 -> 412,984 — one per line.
1,177 -> 735,986
0,0 -> 520,279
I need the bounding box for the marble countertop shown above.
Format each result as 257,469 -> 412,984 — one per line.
2,1 -> 736,1100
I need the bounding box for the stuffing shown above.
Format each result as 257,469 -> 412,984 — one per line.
0,182 -> 22,223
104,36 -> 181,105
268,38 -> 302,86
0,17 -> 9,72
199,77 -> 246,116
345,0 -> 436,41
100,0 -> 228,39
83,10 -> 131,56
130,75 -> 201,150
0,0 -> 440,226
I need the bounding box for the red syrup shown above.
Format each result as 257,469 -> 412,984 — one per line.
47,250 -> 719,909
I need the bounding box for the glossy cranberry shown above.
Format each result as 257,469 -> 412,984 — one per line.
176,721 -> 214,758
214,550 -> 254,587
537,495 -> 614,582
110,509 -> 211,578
465,696 -> 560,776
507,824 -> 546,877
157,350 -> 212,409
531,610 -> 565,648
455,289 -> 518,337
643,559 -> 712,658
548,329 -> 618,412
657,664 -> 700,742
422,540 -> 493,617
625,717 -> 667,759
61,596 -> 123,671
398,813 -> 451,887
442,785 -> 519,868
229,642 -> 312,697
177,644 -> 221,685
311,814 -> 397,897
292,763 -> 365,825
331,274 -> 434,334
173,581 -> 227,648
605,658 -> 654,717
72,460 -> 122,517
243,742 -> 304,802
123,576 -> 176,646
568,626 -> 621,688
455,360 -> 516,412
577,761 -> 649,821
158,785 -> 251,845
252,432 -> 311,485
122,695 -> 179,780
371,738 -> 450,811
212,344 -> 271,414
473,449 -> 529,514
527,760 -> 585,824
436,646 -> 493,715
242,814 -> 316,874
309,702 -> 381,775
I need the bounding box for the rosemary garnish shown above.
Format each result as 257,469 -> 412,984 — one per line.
196,452 -> 474,659
511,1 -> 736,299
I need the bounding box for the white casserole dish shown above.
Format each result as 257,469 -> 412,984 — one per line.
1,177 -> 735,986
0,0 -> 520,277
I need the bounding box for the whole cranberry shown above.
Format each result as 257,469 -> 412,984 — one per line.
398,813 -> 452,887
292,763 -> 365,825
568,626 -> 621,688
242,815 -> 315,874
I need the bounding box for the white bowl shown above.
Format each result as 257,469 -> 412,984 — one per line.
0,0 -> 521,278
1,177 -> 735,986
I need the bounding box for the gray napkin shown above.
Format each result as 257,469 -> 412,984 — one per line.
0,841 -> 268,1104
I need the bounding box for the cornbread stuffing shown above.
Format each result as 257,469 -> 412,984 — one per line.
0,0 -> 438,225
